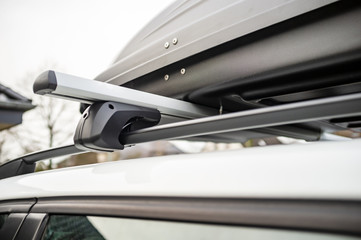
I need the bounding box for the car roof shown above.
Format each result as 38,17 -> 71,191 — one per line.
1,139 -> 360,201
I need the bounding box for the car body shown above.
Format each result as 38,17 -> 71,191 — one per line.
1,140 -> 361,239
1,0 -> 361,239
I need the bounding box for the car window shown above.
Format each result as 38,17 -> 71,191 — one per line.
41,214 -> 360,240
41,215 -> 104,240
0,213 -> 8,230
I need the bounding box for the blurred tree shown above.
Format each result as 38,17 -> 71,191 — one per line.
0,130 -> 13,161
28,96 -> 78,169
0,65 -> 80,167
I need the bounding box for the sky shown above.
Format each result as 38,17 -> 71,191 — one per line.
0,0 -> 172,96
0,0 -> 172,160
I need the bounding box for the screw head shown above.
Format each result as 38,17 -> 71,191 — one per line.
164,42 -> 170,49
172,38 -> 178,45
180,68 -> 186,74
164,74 -> 169,81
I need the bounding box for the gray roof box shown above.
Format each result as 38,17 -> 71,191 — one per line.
94,0 -> 361,141
94,0 -> 358,93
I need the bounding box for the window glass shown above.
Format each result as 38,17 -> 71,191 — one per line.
42,214 -> 360,240
42,215 -> 104,240
0,214 -> 8,230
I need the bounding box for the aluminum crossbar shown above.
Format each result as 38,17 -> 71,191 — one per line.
33,71 -> 217,122
2,93 -> 360,179
121,93 -> 361,145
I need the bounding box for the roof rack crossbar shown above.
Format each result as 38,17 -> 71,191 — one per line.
1,93 -> 360,180
33,70 -> 218,122
121,93 -> 361,145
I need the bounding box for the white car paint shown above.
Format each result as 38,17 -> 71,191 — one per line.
0,139 -> 360,201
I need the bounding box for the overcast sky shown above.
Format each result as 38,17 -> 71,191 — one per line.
0,0 -> 172,160
0,0 -> 171,96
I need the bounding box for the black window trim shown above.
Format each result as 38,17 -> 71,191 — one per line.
0,213 -> 28,240
2,196 -> 360,239
0,198 -> 37,240
14,213 -> 48,240
29,196 -> 361,236
0,198 -> 37,213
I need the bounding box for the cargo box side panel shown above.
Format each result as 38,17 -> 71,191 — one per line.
95,0 -> 338,88
120,1 -> 361,99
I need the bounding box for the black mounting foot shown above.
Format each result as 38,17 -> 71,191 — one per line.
74,102 -> 161,151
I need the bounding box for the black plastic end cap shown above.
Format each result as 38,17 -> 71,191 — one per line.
33,70 -> 57,95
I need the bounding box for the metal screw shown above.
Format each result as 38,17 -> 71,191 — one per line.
164,74 -> 169,81
172,38 -> 178,45
180,68 -> 186,75
164,42 -> 170,49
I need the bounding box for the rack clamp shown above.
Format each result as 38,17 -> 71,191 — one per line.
74,101 -> 160,151
0,102 -> 160,180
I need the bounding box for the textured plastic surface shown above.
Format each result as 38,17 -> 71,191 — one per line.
33,70 -> 57,95
0,160 -> 35,180
74,102 -> 160,151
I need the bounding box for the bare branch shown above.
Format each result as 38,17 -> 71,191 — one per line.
1,67 -> 79,164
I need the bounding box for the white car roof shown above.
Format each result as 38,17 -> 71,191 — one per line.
0,139 -> 360,201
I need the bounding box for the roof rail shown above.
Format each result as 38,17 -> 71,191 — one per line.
0,145 -> 83,180
0,71 -> 360,180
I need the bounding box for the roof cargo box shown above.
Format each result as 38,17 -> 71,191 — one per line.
95,0 -> 361,141
96,1 -> 360,98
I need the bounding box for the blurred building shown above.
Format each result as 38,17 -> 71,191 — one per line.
0,83 -> 34,131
